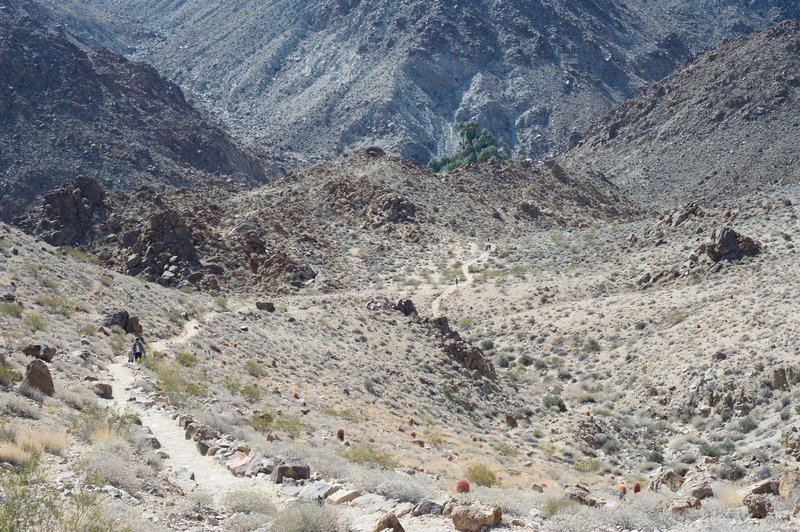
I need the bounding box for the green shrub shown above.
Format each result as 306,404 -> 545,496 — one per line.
244,359 -> 265,377
543,395 -> 567,412
22,312 -> 45,331
248,411 -> 306,438
340,443 -> 397,470
575,458 -> 603,473
33,294 -> 73,316
465,462 -> 498,487
271,503 -> 339,532
493,442 -> 518,457
0,301 -> 22,318
176,350 -> 198,367
540,496 -> 577,519
0,365 -> 22,386
583,339 -> 601,353
240,383 -> 261,403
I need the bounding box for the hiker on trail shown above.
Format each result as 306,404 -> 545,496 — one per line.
132,337 -> 145,362
454,276 -> 459,286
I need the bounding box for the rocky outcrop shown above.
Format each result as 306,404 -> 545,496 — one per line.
650,467 -> 684,493
101,309 -> 143,335
22,344 -> 57,363
36,177 -> 105,246
443,341 -> 496,381
444,500 -> 502,532
24,359 -> 54,396
563,484 -> 607,507
678,472 -> 714,500
699,227 -> 761,262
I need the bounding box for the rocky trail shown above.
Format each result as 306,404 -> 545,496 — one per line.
102,320 -> 459,531
430,251 -> 487,317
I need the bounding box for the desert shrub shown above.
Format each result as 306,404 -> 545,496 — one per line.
153,360 -> 206,404
69,405 -> 140,443
80,444 -> 141,494
175,350 -> 198,367
465,462 -> 498,487
13,426 -> 69,455
0,365 -> 23,386
340,443 -> 397,469
0,395 -> 40,419
221,490 -> 277,515
55,387 -> 95,411
17,384 -> 45,403
457,316 -> 475,328
0,456 -> 117,532
33,294 -> 73,316
583,339 -> 601,353
61,246 -> 101,265
480,339 -> 495,351
0,443 -> 31,465
22,312 -> 45,331
240,383 -> 261,403
271,503 -> 340,532
540,496 -> 578,519
353,469 -> 430,503
244,359 -> 265,377
322,406 -> 359,421
738,416 -> 758,433
224,512 -> 273,532
0,301 -> 22,318
248,411 -> 305,438
575,458 -> 603,473
698,441 -> 721,457
715,457 -> 746,481
543,395 -> 567,412
427,120 -> 509,173
494,442 -> 518,457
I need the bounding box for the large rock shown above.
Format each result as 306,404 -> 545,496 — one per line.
563,484 -> 607,507
22,344 -> 56,362
412,497 -> 448,516
24,359 -> 54,396
670,497 -> 702,514
92,383 -> 113,399
779,468 -> 800,501
392,299 -> 417,317
298,481 -> 337,501
271,459 -> 311,484
447,501 -> 502,532
256,301 -> 276,312
650,467 -> 684,493
678,472 -> 713,500
743,494 -> 773,519
100,309 -> 143,335
327,489 -> 362,505
374,513 -> 405,532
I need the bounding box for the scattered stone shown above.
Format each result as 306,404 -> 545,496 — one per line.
92,383 -> 113,399
102,485 -> 140,506
1,283 -> 15,301
412,497 -> 447,516
101,309 -> 143,335
226,452 -> 252,474
374,513 -> 404,532
298,481 -> 337,501
563,484 -> 607,507
743,494 -> 773,519
327,489 -> 362,505
24,359 -> 54,396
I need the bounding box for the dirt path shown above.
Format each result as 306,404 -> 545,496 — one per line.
430,251 -> 486,316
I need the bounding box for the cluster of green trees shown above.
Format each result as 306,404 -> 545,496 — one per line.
427,120 -> 509,173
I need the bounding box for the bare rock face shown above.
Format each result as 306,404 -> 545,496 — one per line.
24,359 -> 54,396
36,177 -> 105,246
392,299 -> 417,317
650,467 -> 685,493
743,494 -> 773,519
678,472 -> 714,500
445,501 -> 502,532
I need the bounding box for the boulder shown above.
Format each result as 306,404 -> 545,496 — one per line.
101,309 -> 143,335
298,481 -> 337,501
392,299 -> 417,317
650,467 -> 684,493
670,497 -> 702,514
271,459 -> 310,483
779,468 -> 800,501
92,383 -> 113,399
24,359 -> 54,396
374,513 -> 404,532
412,497 -> 447,516
327,489 -> 362,505
196,441 -> 210,456
226,452 -> 252,475
448,501 -> 502,532
22,344 -> 56,362
563,484 -> 607,507
745,476 -> 781,496
678,472 -> 713,500
442,341 -> 496,381
743,494 -> 772,519
701,226 -> 761,262
256,301 -> 276,312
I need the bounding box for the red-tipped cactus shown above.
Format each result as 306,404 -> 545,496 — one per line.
336,428 -> 345,441
455,478 -> 471,493
633,481 -> 641,493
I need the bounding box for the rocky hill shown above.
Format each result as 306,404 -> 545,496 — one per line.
564,19 -> 800,206
0,8 -> 284,221
62,1 -> 800,163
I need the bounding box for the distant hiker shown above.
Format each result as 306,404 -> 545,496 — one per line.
454,276 -> 459,286
132,337 -> 145,362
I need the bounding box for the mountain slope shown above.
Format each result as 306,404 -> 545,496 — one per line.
563,19 -> 800,206
0,9 -> 284,220
77,0 -> 800,162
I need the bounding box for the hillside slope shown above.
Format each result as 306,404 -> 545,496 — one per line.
72,0 -> 800,162
564,19 -> 800,206
0,9 -> 283,220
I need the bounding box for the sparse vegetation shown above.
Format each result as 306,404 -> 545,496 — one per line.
340,443 -> 397,470
465,462 -> 498,487
427,120 -> 509,172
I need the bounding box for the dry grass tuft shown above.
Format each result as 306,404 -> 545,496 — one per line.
14,426 -> 70,455
0,443 -> 32,465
